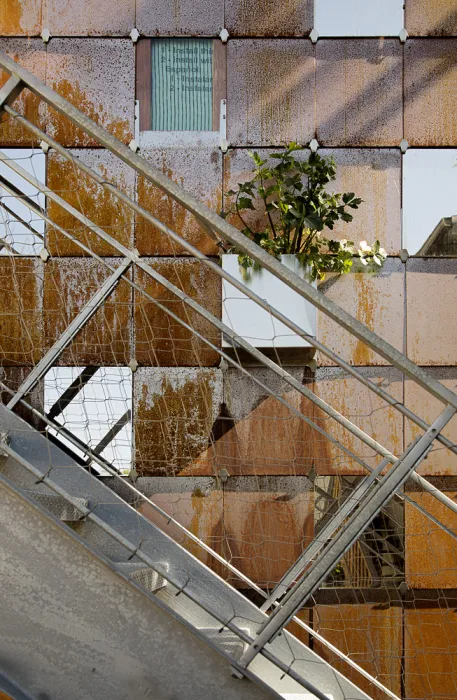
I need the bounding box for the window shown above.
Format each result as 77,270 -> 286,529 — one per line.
136,38 -> 226,145
314,0 -> 404,37
44,367 -> 132,475
0,148 -> 45,256
403,149 -> 457,256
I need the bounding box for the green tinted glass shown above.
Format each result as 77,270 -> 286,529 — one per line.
151,38 -> 213,131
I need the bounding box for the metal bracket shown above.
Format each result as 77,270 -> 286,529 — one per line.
219,99 -> 228,152
0,76 -> 24,114
0,431 -> 10,457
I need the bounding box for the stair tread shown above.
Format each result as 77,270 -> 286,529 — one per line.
114,561 -> 167,593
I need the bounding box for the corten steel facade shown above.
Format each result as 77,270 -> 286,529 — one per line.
1,2 -> 457,699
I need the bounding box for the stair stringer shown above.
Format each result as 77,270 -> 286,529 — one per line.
0,405 -> 372,700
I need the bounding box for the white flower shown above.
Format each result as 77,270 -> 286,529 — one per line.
373,255 -> 381,265
379,247 -> 387,258
340,239 -> 347,247
359,240 -> 371,253
359,256 -> 368,265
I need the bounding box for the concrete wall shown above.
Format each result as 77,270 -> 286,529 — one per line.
1,2 -> 457,698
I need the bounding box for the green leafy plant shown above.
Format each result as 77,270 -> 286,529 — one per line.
222,143 -> 387,281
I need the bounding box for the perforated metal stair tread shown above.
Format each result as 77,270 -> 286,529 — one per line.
114,562 -> 167,593
197,627 -> 250,660
22,490 -> 88,522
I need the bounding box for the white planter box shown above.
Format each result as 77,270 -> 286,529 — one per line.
222,254 -> 317,348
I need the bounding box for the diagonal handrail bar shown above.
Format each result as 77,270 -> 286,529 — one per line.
1,51 -> 457,410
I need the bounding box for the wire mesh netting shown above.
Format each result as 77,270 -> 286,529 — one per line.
0,83 -> 457,700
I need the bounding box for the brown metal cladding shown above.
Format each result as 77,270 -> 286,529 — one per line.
136,0 -> 224,36
0,257 -> 43,366
225,0 -> 313,37
313,604 -> 402,700
316,40 -> 403,147
405,0 -> 457,36
405,39 -> 457,146
138,478 -> 224,573
404,608 -> 457,698
133,257 -> 221,367
135,148 -> 220,257
313,368 -> 404,475
47,149 -> 135,257
227,40 -> 315,146
406,259 -> 457,366
134,367 -> 223,476
404,369 -> 457,476
46,0 -> 135,36
320,149 -> 402,256
223,476 -> 314,588
318,259 -> 405,367
405,490 -> 457,588
45,39 -> 134,147
43,258 -> 132,365
0,39 -> 47,148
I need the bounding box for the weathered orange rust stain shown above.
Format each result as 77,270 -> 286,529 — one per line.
134,260 -> 221,367
314,604 -> 402,700
181,390 -> 316,477
224,489 -> 314,587
0,258 -> 43,366
0,0 -> 24,34
404,608 -> 457,699
43,259 -> 131,365
136,171 -> 220,256
405,491 -> 457,588
134,372 -> 218,476
0,64 -> 44,147
354,274 -> 375,365
47,152 -> 133,256
49,79 -> 132,146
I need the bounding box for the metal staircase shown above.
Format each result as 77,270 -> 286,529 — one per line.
0,51 -> 456,699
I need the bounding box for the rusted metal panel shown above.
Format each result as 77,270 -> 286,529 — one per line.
47,148 -> 135,257
227,40 -> 315,147
313,367 -> 404,475
406,259 -> 457,365
404,608 -> 457,698
223,476 -> 314,588
0,257 -> 43,366
137,476 -> 225,572
405,39 -> 457,146
183,366 -> 316,477
316,40 -> 403,147
406,0 -> 457,36
43,258 -> 132,365
0,0 -> 42,36
46,39 -> 134,147
225,0 -> 313,37
313,604 -> 402,700
136,148 -> 221,256
133,257 -> 221,367
320,149 -> 401,256
318,258 -> 405,367
0,39 -> 47,147
47,0 -> 135,36
404,369 -> 457,476
133,367 -> 223,476
136,0 -> 224,36
405,490 -> 457,588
